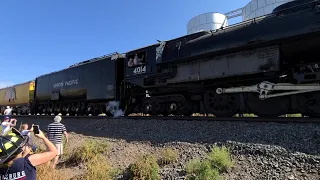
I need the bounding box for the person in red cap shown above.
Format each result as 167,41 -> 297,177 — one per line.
1,117 -> 17,135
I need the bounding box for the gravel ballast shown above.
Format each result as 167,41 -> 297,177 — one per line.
151,141 -> 320,180
19,117 -> 320,179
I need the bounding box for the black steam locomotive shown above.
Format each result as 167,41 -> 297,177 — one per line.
27,0 -> 320,117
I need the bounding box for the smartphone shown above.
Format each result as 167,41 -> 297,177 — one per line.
33,125 -> 40,134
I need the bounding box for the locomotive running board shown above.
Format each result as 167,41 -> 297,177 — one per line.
216,81 -> 320,100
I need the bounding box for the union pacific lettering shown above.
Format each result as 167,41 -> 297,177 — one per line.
0,170 -> 26,180
53,79 -> 79,88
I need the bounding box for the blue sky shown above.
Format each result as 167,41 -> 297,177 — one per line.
0,0 -> 248,88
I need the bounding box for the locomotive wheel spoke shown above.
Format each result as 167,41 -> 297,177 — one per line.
204,89 -> 239,117
245,93 -> 290,117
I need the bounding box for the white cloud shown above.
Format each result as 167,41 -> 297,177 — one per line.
0,82 -> 14,89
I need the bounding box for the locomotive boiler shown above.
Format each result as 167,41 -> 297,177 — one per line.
123,0 -> 320,117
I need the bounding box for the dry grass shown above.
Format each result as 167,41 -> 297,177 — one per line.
80,154 -> 116,180
68,139 -> 108,164
36,164 -> 69,180
33,137 -> 115,179
128,154 -> 160,180
158,147 -> 178,165
66,139 -> 117,179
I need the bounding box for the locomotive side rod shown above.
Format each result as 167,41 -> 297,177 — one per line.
216,81 -> 320,100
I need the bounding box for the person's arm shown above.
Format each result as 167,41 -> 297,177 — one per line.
10,119 -> 16,127
28,130 -> 57,166
2,122 -> 8,127
63,125 -> 68,143
63,131 -> 68,144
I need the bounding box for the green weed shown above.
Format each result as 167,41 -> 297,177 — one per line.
128,154 -> 159,180
185,145 -> 233,180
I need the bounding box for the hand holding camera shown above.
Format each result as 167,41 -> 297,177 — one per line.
10,118 -> 17,125
34,130 -> 46,139
33,125 -> 40,134
10,118 -> 16,122
32,125 -> 45,139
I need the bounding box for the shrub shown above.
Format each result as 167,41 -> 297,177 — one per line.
185,145 -> 233,180
80,154 -> 116,180
185,158 -> 201,175
158,148 -> 178,165
36,164 -> 68,180
207,146 -> 233,172
128,155 -> 159,180
69,139 -> 108,164
185,159 -> 220,180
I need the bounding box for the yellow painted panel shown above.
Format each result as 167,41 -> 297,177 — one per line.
0,81 -> 34,106
29,81 -> 35,91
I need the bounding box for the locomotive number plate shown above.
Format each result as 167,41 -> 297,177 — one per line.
133,65 -> 146,75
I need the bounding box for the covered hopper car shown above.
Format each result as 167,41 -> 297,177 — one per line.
0,81 -> 35,115
5,0 -> 320,117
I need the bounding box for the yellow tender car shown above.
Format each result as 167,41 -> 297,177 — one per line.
0,81 -> 35,115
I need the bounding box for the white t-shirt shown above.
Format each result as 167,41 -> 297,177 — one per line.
1,122 -> 11,135
4,108 -> 12,115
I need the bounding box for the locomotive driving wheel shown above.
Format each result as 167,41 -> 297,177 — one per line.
141,99 -> 161,115
245,93 -> 290,117
204,89 -> 240,117
140,102 -> 151,114
168,102 -> 183,115
297,92 -> 320,117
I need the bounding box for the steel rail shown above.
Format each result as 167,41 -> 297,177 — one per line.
1,115 -> 319,123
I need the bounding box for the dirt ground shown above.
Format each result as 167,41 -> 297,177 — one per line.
33,132 -> 182,179
32,132 -> 320,180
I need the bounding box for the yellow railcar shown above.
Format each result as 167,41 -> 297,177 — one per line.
0,81 -> 35,115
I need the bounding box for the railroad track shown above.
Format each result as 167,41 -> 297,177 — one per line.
1,115 -> 319,123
